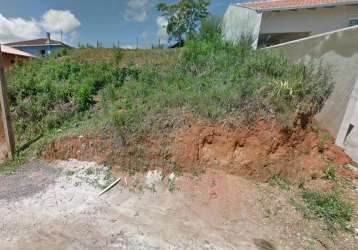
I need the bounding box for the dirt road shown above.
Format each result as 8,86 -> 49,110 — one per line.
0,160 -> 357,250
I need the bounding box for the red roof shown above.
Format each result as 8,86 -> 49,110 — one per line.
240,0 -> 358,11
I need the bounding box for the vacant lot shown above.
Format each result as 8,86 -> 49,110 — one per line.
1,31 -> 358,249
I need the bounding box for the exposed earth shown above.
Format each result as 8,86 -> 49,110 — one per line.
1,115 -> 358,249
0,159 -> 358,250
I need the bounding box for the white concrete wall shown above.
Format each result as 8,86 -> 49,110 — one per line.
261,5 -> 358,35
222,5 -> 262,48
268,26 -> 358,162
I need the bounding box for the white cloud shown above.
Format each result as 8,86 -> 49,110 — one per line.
0,14 -> 41,42
120,44 -> 135,49
41,9 -> 80,33
124,0 -> 149,22
0,10 -> 80,45
156,16 -> 168,42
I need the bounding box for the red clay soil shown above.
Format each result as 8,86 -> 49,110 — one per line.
43,118 -> 355,183
170,119 -> 353,182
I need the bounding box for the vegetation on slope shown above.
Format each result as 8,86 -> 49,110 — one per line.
4,18 -> 356,235
4,19 -> 334,168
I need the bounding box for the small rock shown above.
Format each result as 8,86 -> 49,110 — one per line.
145,170 -> 163,186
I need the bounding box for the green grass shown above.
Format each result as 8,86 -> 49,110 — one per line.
267,172 -> 291,190
299,189 -> 353,232
323,166 -> 337,181
1,27 -> 334,173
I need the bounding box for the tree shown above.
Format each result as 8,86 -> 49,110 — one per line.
157,0 -> 211,45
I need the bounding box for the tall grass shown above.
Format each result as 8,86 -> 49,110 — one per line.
6,21 -> 333,151
100,30 -> 333,135
7,56 -> 138,144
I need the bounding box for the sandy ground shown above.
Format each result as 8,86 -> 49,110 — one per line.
0,160 -> 357,250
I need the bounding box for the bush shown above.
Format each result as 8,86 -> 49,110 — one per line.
94,34 -> 333,136
74,83 -> 94,111
7,57 -> 138,144
113,48 -> 124,64
7,27 -> 334,155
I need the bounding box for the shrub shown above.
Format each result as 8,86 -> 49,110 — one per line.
74,83 -> 94,111
94,34 -> 333,138
323,166 -> 337,180
113,48 -> 124,64
6,27 -> 334,162
7,57 -> 138,144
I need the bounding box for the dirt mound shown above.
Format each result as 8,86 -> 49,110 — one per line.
170,119 -> 352,181
43,117 -> 354,183
43,135 -> 118,164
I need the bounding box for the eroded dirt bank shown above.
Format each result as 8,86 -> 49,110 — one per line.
43,117 -> 355,183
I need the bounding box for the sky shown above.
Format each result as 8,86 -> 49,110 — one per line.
0,0 -> 240,48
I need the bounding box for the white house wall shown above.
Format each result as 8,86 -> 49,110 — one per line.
268,25 -> 358,162
260,5 -> 358,35
222,5 -> 262,48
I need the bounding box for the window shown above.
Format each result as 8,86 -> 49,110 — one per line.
40,49 -> 46,56
10,59 -> 15,64
258,32 -> 311,47
349,18 -> 358,27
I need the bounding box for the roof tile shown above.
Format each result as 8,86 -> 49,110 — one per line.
240,0 -> 358,11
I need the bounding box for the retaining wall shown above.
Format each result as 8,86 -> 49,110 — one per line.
269,25 -> 358,161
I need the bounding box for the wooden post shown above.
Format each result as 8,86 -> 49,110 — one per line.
0,45 -> 15,158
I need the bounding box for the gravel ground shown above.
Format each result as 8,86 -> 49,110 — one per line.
0,160 -> 357,250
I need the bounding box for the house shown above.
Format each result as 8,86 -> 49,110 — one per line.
223,0 -> 358,48
5,33 -> 71,57
0,44 -> 36,70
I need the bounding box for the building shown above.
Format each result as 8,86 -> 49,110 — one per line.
223,0 -> 358,48
5,33 -> 71,57
0,44 -> 36,70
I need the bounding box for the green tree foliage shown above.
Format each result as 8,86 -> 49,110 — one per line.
157,0 -> 210,44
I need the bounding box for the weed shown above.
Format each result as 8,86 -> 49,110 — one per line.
85,167 -> 95,176
192,167 -> 205,179
290,198 -> 311,218
4,26 -> 334,174
147,183 -> 157,194
137,184 -> 145,194
298,178 -> 305,189
318,140 -> 327,154
301,189 -> 353,232
113,48 -> 124,64
66,170 -> 76,176
7,56 -> 140,146
168,176 -> 177,193
0,153 -> 25,174
323,166 -> 336,181
171,162 -> 183,177
267,173 -> 291,190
